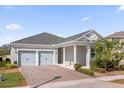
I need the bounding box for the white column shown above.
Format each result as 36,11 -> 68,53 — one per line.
53,50 -> 57,64
86,45 -> 91,68
36,50 -> 39,66
74,45 -> 77,64
63,47 -> 65,64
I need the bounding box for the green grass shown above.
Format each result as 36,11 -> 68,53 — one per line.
0,61 -> 11,67
0,72 -> 27,88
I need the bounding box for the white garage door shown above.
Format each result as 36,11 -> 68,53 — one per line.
40,51 -> 54,65
19,51 -> 36,66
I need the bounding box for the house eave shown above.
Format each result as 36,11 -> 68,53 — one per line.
11,40 -> 93,49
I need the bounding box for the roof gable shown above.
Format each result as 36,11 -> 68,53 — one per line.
63,30 -> 92,42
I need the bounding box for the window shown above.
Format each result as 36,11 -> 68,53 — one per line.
112,37 -> 119,41
91,48 -> 95,58
112,37 -> 119,44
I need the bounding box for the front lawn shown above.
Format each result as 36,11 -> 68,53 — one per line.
0,72 -> 27,88
111,79 -> 124,85
0,66 -> 27,88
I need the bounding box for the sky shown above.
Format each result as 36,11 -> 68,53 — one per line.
0,5 -> 124,46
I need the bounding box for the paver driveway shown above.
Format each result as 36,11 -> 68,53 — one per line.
20,65 -> 89,88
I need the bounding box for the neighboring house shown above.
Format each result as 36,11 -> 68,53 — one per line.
10,30 -> 102,68
0,55 -> 10,61
106,31 -> 124,44
106,31 -> 124,53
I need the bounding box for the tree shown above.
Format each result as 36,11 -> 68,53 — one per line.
94,39 -> 123,71
0,44 -> 10,59
0,48 -> 6,57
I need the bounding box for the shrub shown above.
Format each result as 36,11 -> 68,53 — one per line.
90,59 -> 97,69
74,64 -> 81,71
6,63 -> 18,69
92,67 -> 106,73
0,61 -> 11,67
77,68 -> 94,76
119,65 -> 124,70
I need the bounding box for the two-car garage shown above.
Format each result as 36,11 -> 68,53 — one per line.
18,50 -> 54,66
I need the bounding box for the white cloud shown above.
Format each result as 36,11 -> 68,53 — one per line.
5,24 -> 22,30
118,5 -> 124,12
81,17 -> 92,22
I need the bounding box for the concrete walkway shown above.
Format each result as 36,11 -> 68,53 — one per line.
39,78 -> 124,88
38,75 -> 124,88
96,75 -> 124,81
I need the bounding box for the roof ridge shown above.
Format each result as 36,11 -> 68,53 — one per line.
65,29 -> 93,39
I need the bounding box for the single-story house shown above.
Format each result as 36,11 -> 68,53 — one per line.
10,29 -> 102,68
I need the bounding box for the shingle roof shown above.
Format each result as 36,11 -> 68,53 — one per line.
12,32 -> 64,45
106,31 -> 124,39
62,30 -> 91,42
12,30 -> 93,45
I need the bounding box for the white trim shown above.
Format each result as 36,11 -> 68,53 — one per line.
56,41 -> 75,46
36,50 -> 39,66
75,30 -> 102,42
17,50 -> 19,66
17,48 -> 55,51
83,36 -> 93,42
63,47 -> 65,64
11,43 -> 55,47
53,50 -> 56,64
75,30 -> 93,41
74,45 -> 77,64
86,45 -> 91,68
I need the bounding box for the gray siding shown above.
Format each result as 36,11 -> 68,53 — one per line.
76,46 -> 86,66
65,46 -> 74,63
58,48 -> 63,64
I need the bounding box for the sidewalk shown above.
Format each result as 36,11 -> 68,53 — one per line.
39,78 -> 124,88
96,75 -> 124,81
39,75 -> 124,88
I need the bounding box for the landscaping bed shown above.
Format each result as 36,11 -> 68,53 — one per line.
0,61 -> 11,67
110,79 -> 124,85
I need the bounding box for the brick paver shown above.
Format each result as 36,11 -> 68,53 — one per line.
20,65 -> 89,88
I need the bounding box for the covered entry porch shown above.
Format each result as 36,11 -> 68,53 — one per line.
58,43 -> 91,68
